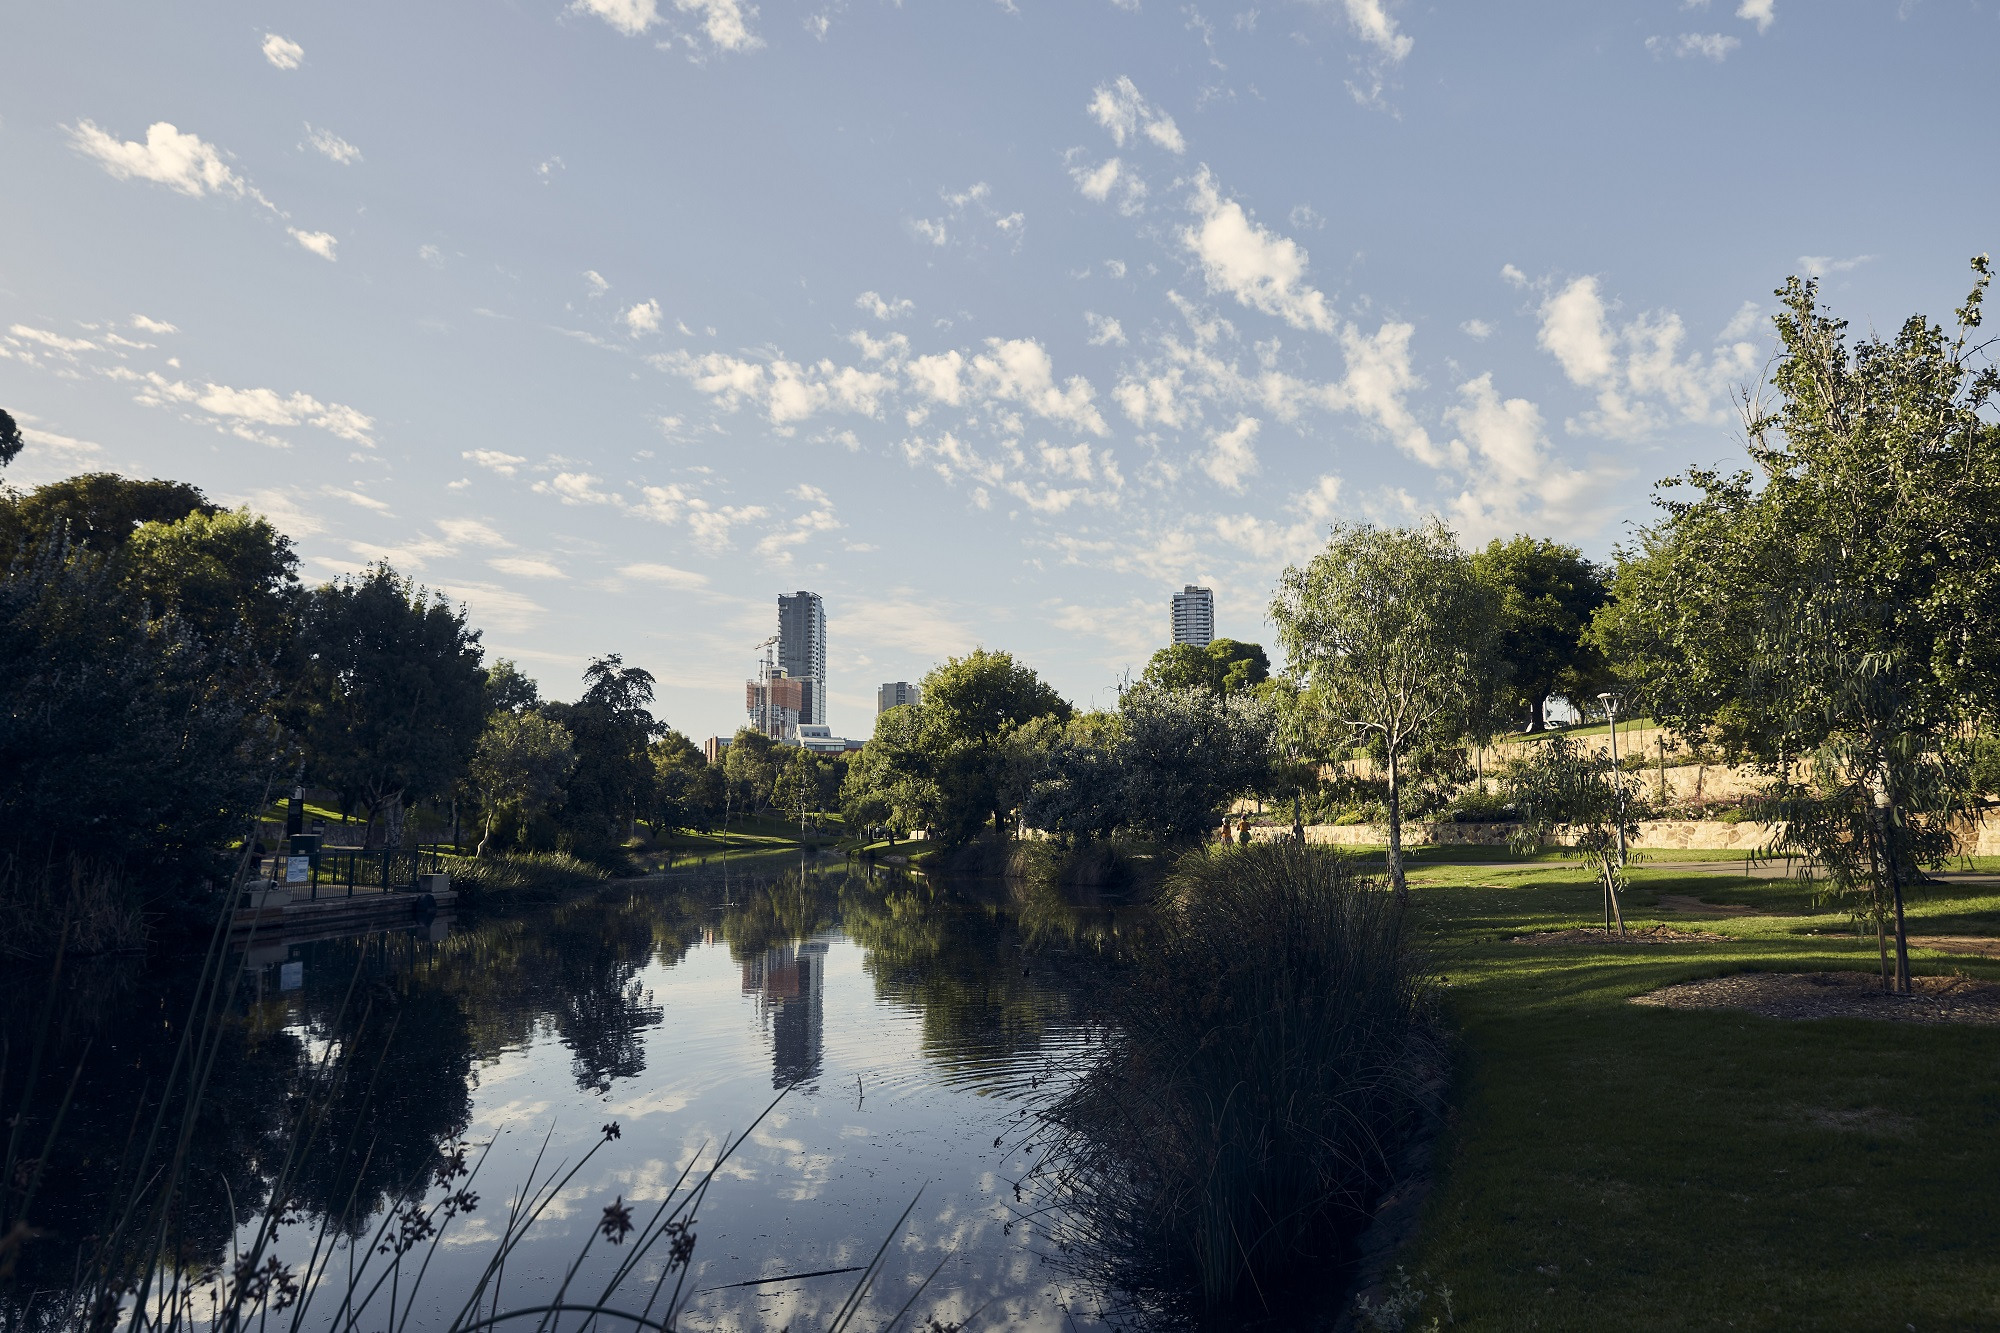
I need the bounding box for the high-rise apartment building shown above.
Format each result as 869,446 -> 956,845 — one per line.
778,591 -> 826,727
877,681 -> 920,715
1171,585 -> 1215,647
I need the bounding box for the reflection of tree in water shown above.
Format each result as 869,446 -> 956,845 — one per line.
542,894 -> 667,1094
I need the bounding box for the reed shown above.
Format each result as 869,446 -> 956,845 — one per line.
1028,841 -> 1440,1318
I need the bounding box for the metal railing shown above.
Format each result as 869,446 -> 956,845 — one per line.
251,845 -> 453,901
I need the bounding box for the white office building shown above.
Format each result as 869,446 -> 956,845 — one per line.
877,681 -> 920,715
1171,585 -> 1214,647
778,591 -> 826,728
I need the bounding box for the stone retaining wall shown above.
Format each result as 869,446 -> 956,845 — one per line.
1250,816 -> 2000,854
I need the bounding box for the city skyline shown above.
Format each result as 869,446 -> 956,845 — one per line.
3,1 -> 1991,741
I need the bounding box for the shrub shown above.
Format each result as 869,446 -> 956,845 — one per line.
1031,842 -> 1440,1317
444,850 -> 607,904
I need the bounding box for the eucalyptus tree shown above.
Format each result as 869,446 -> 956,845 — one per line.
0,407 -> 21,469
1469,535 -> 1609,732
1504,735 -> 1642,934
468,711 -> 577,856
1592,259 -> 2000,992
1271,520 -> 1501,896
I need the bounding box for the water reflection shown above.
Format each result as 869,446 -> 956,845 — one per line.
0,857 -> 1142,1329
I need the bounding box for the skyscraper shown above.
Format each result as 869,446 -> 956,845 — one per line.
877,681 -> 920,715
1171,585 -> 1214,647
778,591 -> 826,727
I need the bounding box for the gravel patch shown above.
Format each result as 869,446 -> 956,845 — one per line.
1631,970 -> 2000,1025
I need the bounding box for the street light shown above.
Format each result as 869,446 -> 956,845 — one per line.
1598,691 -> 1628,866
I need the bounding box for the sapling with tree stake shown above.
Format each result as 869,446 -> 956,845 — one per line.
1505,735 -> 1642,935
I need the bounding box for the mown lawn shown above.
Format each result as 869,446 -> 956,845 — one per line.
1395,857 -> 2000,1331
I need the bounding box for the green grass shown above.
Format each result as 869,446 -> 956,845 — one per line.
1391,858 -> 2000,1330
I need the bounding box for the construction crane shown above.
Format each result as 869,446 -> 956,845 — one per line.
750,636 -> 780,735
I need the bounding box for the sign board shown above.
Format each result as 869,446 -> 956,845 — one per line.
279,961 -> 303,991
285,855 -> 311,884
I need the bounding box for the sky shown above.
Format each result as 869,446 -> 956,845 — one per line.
3,0 -> 1994,740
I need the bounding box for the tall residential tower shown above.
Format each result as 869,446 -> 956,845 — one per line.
778,591 -> 826,727
1171,585 -> 1214,647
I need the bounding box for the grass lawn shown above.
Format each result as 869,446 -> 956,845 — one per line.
1395,857 -> 2000,1330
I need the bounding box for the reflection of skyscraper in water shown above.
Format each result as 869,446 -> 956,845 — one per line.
741,939 -> 828,1088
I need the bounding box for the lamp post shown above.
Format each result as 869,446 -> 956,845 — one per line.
1598,691 -> 1627,866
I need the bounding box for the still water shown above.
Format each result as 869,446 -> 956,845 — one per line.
4,856 -> 1139,1331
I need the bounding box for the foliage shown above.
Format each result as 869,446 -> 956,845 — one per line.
1272,520 -> 1500,895
120,506 -> 300,663
1469,534 -> 1608,733
0,406 -> 20,469
1503,735 -> 1642,933
541,655 -> 662,861
0,471 -> 215,555
287,563 -> 488,846
444,848 -> 608,902
1031,843 -> 1438,1317
1025,686 -> 1276,845
0,852 -> 150,959
469,711 -> 578,856
1137,638 -> 1271,696
844,649 -> 1072,845
484,657 -> 542,713
1591,260 -> 2000,989
722,726 -> 781,812
0,537 -> 275,930
648,729 -> 721,834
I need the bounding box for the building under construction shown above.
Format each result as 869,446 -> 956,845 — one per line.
744,590 -> 826,740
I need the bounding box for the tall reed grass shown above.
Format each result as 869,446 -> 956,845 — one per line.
0,854 -> 148,961
1027,842 -> 1440,1319
444,850 -> 608,904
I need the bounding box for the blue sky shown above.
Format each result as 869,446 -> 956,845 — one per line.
3,0 -> 1993,740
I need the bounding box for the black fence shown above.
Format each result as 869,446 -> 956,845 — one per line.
250,845 -> 454,901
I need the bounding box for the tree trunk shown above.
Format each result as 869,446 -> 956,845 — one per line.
1870,757 -> 1912,995
1527,696 -> 1547,733
1385,744 -> 1406,899
1602,857 -> 1626,935
476,808 -> 494,859
385,793 -> 407,850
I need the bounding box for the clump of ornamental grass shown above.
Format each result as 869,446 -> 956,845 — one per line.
0,853 -> 149,960
1026,841 -> 1441,1319
445,850 -> 607,903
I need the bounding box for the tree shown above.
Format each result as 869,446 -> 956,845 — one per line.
647,730 -> 714,835
1504,736 -> 1641,934
120,507 -> 300,663
1594,261 -> 2000,992
485,658 -> 542,713
468,712 -> 577,856
0,408 -> 21,469
1137,639 -> 1271,697
1271,520 -> 1500,896
722,727 -> 780,813
0,472 -> 215,556
918,649 -> 1072,843
288,564 -> 488,847
543,655 -> 661,860
1469,536 -> 1607,732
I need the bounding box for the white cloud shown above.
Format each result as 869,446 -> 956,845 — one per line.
1736,0 -> 1775,32
1087,76 -> 1186,153
9,325 -> 96,354
755,483 -> 842,564
134,372 -> 375,444
675,0 -> 762,51
532,472 -> 616,505
856,291 -> 914,320
262,34 -> 304,69
969,338 -> 1109,435
1646,32 -> 1740,60
1085,312 -> 1127,347
1500,263 -> 1529,289
623,299 -> 663,336
131,315 -> 177,334
1535,275 -> 1761,438
619,562 -> 709,588
1441,373 -> 1607,543
18,427 -> 104,462
67,121 -> 251,199
289,228 -> 338,261
910,218 -> 948,247
463,449 -> 528,475
1068,154 -> 1148,215
326,487 -> 391,513
489,556 -> 569,579
419,244 -> 444,266
438,517 -> 513,547
433,581 -> 546,636
1340,0 -> 1413,61
1201,416 -> 1260,492
574,0 -> 659,35
1182,170 -> 1334,333
584,270 -> 610,295
1797,254 -> 1872,278
634,483 -> 769,551
1460,318 -> 1493,340
1327,320 -> 1446,465
304,125 -> 361,164
658,350 -> 893,425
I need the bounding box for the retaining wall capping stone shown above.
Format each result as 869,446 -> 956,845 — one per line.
1247,817 -> 2000,855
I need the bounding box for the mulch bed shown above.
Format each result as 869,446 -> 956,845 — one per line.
1631,970 -> 2000,1025
1511,925 -> 1728,947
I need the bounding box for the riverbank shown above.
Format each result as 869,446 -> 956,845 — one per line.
1383,858 -> 2000,1329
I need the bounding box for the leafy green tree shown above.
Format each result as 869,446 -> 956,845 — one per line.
0,472 -> 214,555
1271,520 -> 1500,896
647,730 -> 715,834
288,564 -> 488,847
1595,261 -> 2000,991
120,507 -> 300,662
1504,735 -> 1642,934
722,727 -> 780,813
543,654 -> 661,860
920,649 -> 1072,842
469,711 -> 577,856
484,658 -> 542,713
1469,535 -> 1607,732
0,408 -> 21,469
1137,639 -> 1271,696
0,539 -> 274,917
